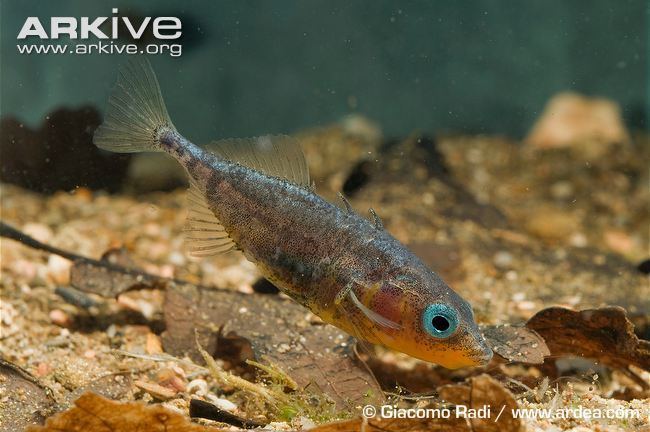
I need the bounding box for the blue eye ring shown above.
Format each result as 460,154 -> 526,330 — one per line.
422,304 -> 459,338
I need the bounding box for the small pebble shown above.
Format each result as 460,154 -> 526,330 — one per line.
49,309 -> 71,327
22,223 -> 53,243
517,301 -> 537,311
564,295 -> 582,306
47,254 -> 71,285
106,324 -> 117,338
604,230 -> 634,255
45,335 -> 70,347
158,264 -> 175,278
205,394 -> 238,412
117,295 -> 155,320
157,368 -> 186,392
71,187 -> 93,201
550,181 -> 574,200
512,292 -> 526,302
525,92 -> 629,152
137,300 -> 156,319
297,416 -> 317,429
186,379 -> 208,396
14,259 -> 37,280
525,208 -> 577,241
0,302 -> 17,326
171,366 -> 185,377
145,333 -> 163,354
493,251 -> 513,269
168,251 -> 186,266
134,379 -> 177,400
35,362 -> 51,377
340,114 -> 382,143
569,232 -> 588,248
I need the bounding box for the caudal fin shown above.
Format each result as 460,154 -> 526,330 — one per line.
94,58 -> 176,153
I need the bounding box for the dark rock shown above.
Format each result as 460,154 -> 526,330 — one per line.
637,258 -> 650,275
0,106 -> 130,194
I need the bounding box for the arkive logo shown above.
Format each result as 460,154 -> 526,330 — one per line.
16,9 -> 183,57
17,8 -> 182,40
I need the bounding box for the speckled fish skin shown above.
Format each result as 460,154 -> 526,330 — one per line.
93,59 -> 492,369
159,129 -> 493,368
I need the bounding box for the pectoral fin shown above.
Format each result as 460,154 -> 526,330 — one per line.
349,290 -> 401,330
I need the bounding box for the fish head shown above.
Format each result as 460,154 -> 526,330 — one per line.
365,270 -> 493,369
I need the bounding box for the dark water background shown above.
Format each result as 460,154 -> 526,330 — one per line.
1,0 -> 647,142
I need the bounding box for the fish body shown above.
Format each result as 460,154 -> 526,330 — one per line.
94,59 -> 492,369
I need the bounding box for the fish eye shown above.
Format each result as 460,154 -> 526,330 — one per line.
422,304 -> 458,338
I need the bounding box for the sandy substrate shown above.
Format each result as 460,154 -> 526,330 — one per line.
1,129 -> 648,431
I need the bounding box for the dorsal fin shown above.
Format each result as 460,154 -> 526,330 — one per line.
337,192 -> 353,213
368,208 -> 383,229
184,178 -> 236,257
204,135 -> 310,187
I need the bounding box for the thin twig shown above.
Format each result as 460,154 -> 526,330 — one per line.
112,349 -> 209,373
1,221 -> 192,287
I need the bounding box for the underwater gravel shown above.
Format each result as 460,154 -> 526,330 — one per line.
1,129 -> 648,431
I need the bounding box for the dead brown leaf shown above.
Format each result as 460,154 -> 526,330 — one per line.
134,379 -> 178,401
26,392 -> 216,432
0,359 -> 56,432
438,374 -> 522,432
162,283 -> 383,409
526,306 -> 650,384
482,324 -> 550,364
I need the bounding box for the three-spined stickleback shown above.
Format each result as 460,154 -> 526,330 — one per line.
94,59 -> 492,369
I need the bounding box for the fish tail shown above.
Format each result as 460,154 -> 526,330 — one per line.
94,58 -> 175,153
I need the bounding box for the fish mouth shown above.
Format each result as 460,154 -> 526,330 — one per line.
432,342 -> 494,369
469,342 -> 494,366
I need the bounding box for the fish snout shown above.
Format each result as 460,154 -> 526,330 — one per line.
470,338 -> 494,366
